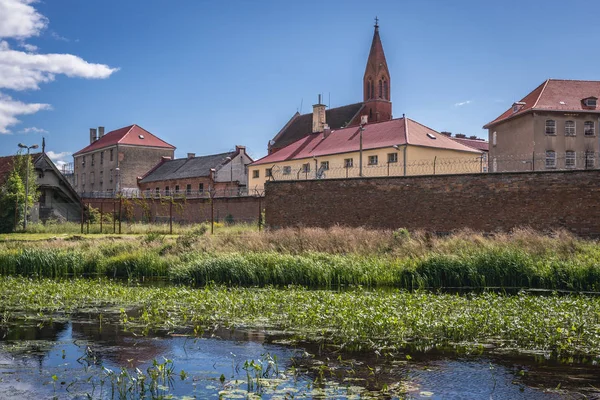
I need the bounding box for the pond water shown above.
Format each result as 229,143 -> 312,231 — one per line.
0,314 -> 599,399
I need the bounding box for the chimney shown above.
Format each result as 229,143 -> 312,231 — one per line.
312,94 -> 326,133
187,153 -> 195,159
235,145 -> 246,154
469,135 -> 478,140
455,133 -> 467,139
323,124 -> 331,139
98,126 -> 105,138
89,128 -> 97,144
440,131 -> 452,137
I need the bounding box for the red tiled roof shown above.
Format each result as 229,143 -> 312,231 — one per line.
451,137 -> 489,152
484,79 -> 600,128
252,117 -> 481,166
73,124 -> 175,156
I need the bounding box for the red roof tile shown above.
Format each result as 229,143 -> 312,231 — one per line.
252,117 -> 481,166
73,124 -> 175,156
484,79 -> 600,128
451,137 -> 489,152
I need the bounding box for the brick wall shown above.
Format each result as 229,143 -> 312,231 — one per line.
84,196 -> 262,225
265,170 -> 600,235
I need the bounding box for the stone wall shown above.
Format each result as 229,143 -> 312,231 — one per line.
264,170 -> 600,235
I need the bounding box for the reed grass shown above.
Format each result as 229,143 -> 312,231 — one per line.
1,277 -> 599,359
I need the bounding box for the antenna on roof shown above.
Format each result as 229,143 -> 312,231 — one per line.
328,92 -> 331,109
299,98 -> 303,114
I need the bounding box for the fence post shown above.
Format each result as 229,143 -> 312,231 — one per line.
211,197 -> 214,235
258,195 -> 262,232
100,201 -> 103,234
532,152 -> 535,171
80,201 -> 84,234
113,200 -> 116,233
86,204 -> 90,234
169,200 -> 173,235
118,198 -> 122,234
433,156 -> 437,175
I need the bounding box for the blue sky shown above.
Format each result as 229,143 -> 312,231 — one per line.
1,0 -> 600,166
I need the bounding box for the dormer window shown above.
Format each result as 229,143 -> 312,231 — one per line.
583,97 -> 598,108
512,102 -> 526,113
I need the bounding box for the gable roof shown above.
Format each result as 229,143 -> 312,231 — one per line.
139,151 -> 236,184
73,124 -> 175,156
252,117 -> 481,166
451,137 -> 489,152
484,79 -> 600,128
269,103 -> 364,151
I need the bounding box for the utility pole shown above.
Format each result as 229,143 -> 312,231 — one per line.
17,143 -> 39,231
359,125 -> 365,177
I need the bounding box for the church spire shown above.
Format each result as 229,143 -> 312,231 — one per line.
362,18 -> 392,122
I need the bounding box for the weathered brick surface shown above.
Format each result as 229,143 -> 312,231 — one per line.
84,196 -> 262,225
265,170 -> 600,235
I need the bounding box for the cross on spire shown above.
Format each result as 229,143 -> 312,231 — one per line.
374,16 -> 379,28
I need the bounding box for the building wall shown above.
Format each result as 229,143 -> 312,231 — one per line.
73,145 -> 174,196
248,145 -> 482,191
213,150 -> 253,186
265,170 -> 600,236
488,112 -> 600,172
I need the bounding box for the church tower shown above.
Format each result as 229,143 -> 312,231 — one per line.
362,18 -> 392,123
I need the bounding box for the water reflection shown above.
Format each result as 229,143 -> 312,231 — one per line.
0,314 -> 598,399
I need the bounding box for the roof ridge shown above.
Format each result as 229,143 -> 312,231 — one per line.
531,79 -> 550,109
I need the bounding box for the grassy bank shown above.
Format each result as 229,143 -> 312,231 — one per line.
1,277 -> 599,360
1,227 -> 599,290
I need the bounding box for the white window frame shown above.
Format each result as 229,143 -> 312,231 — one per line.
320,161 -> 329,170
585,98 -> 597,107
492,131 -> 497,146
545,120 -> 556,135
565,120 -> 576,136
368,155 -> 378,165
586,151 -> 596,169
302,163 -> 310,173
387,153 -> 398,163
282,166 -> 291,175
584,121 -> 595,136
545,150 -> 556,169
565,151 -> 576,168
492,157 -> 497,172
344,158 -> 353,168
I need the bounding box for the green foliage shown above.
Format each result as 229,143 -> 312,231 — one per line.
0,170 -> 25,233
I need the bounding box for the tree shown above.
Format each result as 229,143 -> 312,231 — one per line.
0,170 -> 25,232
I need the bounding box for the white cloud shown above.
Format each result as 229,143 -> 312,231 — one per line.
50,30 -> 69,42
0,0 -> 47,39
0,93 -> 50,134
19,126 -> 47,133
454,100 -> 472,107
0,1 -> 118,133
46,150 -> 72,168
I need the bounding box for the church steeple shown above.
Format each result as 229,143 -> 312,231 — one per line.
362,18 -> 392,122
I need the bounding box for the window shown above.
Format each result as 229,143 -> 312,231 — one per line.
90,172 -> 95,184
545,151 -> 556,169
383,79 -> 389,100
186,184 -> 192,195
492,131 -> 497,146
565,120 -> 575,136
584,98 -> 597,107
199,183 -> 204,193
109,169 -> 113,182
585,121 -> 595,136
155,187 -> 160,196
566,151 -> 576,168
82,156 -> 86,167
252,170 -> 259,178
82,173 -> 86,185
100,152 -> 104,165
388,153 -> 398,163
512,105 -> 519,113
165,186 -> 170,195
545,120 -> 556,135
110,149 -> 114,162
368,155 -> 378,165
586,151 -> 596,169
99,170 -> 103,183
378,79 -> 383,98
175,185 -> 180,194
302,163 -> 311,173
366,78 -> 372,99
492,157 -> 497,172
145,189 -> 150,197
320,161 -> 329,170
265,168 -> 272,177
74,174 -> 78,186
91,154 -> 95,166
282,166 -> 291,175
344,158 -> 354,168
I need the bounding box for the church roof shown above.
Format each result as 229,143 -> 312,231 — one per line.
269,103 -> 364,151
252,117 -> 481,166
139,151 -> 236,183
364,22 -> 388,80
73,124 -> 175,156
